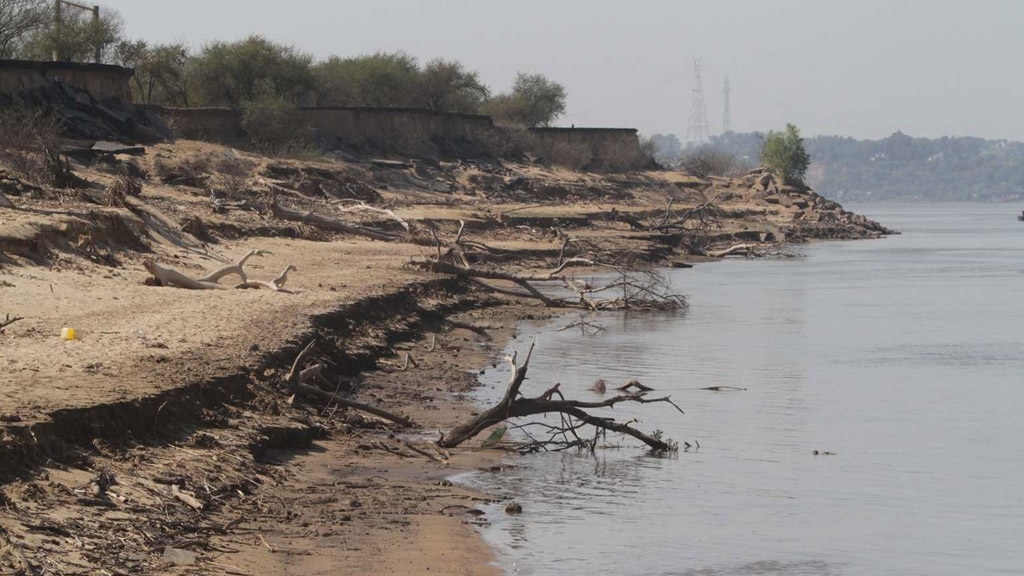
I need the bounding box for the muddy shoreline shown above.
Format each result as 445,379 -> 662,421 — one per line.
0,273 -> 560,575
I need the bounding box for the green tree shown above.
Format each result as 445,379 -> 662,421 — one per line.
761,123 -> 811,184
482,72 -> 567,127
190,35 -> 314,107
310,51 -> 421,108
114,41 -> 191,105
310,56 -> 359,106
0,0 -> 50,58
15,3 -> 123,63
418,58 -> 489,113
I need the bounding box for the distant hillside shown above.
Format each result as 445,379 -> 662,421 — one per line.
707,131 -> 1024,202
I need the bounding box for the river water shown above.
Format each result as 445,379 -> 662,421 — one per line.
458,203 -> 1024,576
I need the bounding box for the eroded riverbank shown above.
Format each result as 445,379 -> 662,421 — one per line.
1,137 -> 892,574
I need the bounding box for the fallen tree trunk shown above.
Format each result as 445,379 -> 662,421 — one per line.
284,339 -> 415,427
266,188 -> 399,242
144,250 -> 296,292
438,341 -> 683,451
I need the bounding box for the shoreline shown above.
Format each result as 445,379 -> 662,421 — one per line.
0,138 -> 894,575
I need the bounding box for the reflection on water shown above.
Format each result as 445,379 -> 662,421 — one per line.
460,204 -> 1024,576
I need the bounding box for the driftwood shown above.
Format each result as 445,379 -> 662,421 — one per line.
144,250 -> 295,291
284,339 -> 415,427
418,228 -> 686,311
704,243 -> 756,258
332,199 -> 410,231
438,341 -> 683,452
197,249 -> 272,284
266,187 -> 399,242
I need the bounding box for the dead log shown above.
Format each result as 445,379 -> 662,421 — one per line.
617,379 -> 654,392
144,260 -> 228,290
145,251 -> 295,291
198,249 -> 272,284
704,243 -> 756,258
285,339 -> 415,427
266,187 -> 399,242
438,341 -> 682,451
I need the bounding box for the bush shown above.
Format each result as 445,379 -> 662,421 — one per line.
678,145 -> 740,178
0,106 -> 62,185
761,123 -> 810,184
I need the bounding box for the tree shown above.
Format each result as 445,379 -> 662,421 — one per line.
114,40 -> 191,105
14,3 -> 124,63
310,51 -> 421,108
647,133 -> 683,165
761,123 -> 811,184
190,35 -> 314,107
482,72 -> 567,127
418,58 -> 489,114
0,0 -> 49,58
310,56 -> 359,107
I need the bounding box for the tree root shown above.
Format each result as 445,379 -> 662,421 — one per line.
438,340 -> 683,452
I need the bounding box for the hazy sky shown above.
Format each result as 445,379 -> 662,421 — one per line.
98,0 -> 1024,141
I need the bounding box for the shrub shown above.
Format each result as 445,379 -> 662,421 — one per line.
761,123 -> 810,185
0,107 -> 55,183
678,145 -> 740,178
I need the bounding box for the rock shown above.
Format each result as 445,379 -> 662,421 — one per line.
162,547 -> 196,566
777,194 -> 795,208
758,173 -> 774,189
504,502 -> 523,515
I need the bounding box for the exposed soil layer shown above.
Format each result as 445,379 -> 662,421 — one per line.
0,139 -> 892,575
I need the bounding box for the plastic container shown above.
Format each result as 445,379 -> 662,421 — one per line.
61,327 -> 76,341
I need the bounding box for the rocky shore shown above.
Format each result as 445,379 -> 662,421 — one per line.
0,139 -> 891,575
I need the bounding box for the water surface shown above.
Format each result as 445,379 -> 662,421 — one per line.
460,203 -> 1024,576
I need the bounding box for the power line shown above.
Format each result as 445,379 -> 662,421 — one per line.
685,56 -> 711,146
722,76 -> 732,134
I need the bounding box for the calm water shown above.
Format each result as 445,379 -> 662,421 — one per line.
459,203 -> 1024,576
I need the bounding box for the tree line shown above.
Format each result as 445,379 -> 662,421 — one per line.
711,130 -> 1024,201
0,0 -> 568,127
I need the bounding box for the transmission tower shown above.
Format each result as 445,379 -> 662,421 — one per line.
722,77 -> 732,134
685,57 -> 711,146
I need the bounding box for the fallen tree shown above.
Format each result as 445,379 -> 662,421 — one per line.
264,185 -> 400,242
416,225 -> 687,311
284,339 -> 415,427
438,341 -> 683,452
144,249 -> 297,292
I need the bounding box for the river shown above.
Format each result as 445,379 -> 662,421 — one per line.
458,203 -> 1024,576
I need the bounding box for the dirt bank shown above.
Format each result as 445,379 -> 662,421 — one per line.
0,139 -> 892,575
